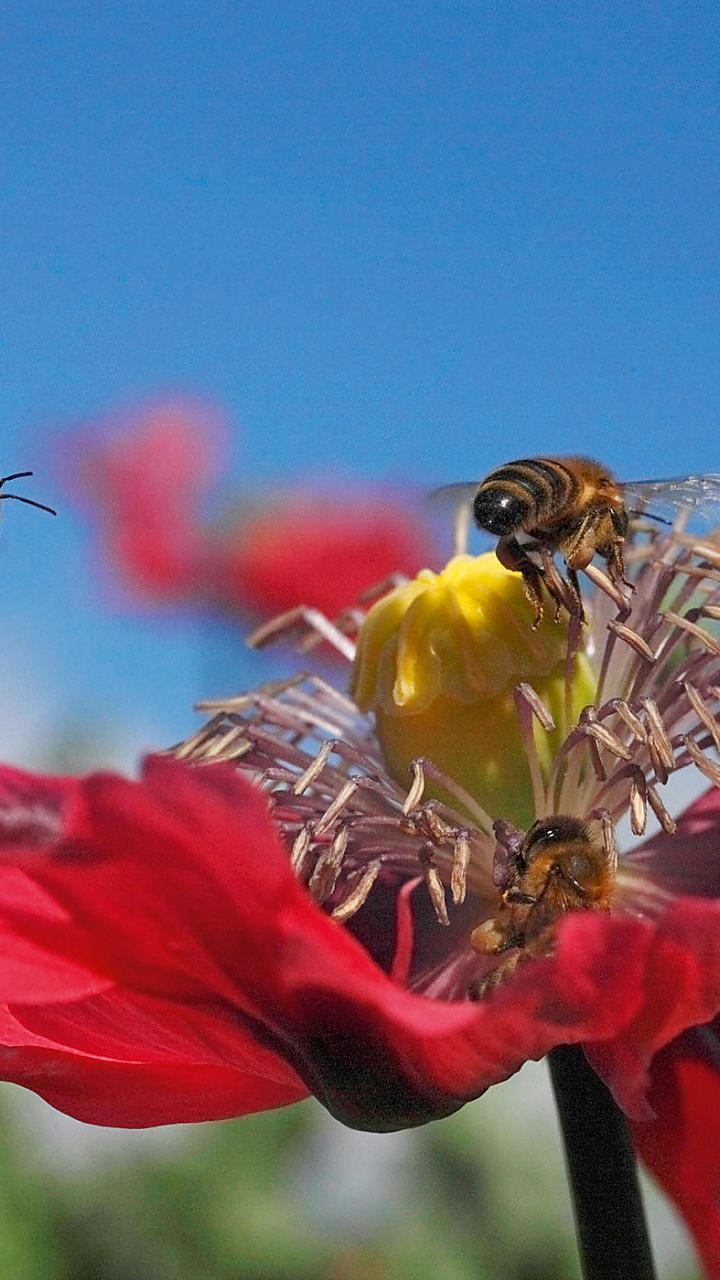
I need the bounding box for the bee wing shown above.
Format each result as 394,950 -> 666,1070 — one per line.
426,482 -> 481,556
621,474 -> 720,527
426,481 -> 480,509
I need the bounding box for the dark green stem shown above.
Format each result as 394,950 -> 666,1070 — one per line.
548,1045 -> 656,1280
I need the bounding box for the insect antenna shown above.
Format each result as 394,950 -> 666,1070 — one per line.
627,508 -> 671,527
0,472 -> 57,516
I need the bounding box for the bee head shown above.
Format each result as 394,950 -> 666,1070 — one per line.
524,816 -> 588,855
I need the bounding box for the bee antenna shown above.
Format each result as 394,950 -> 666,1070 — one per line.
627,508 -> 672,527
0,494 -> 57,516
0,471 -> 57,515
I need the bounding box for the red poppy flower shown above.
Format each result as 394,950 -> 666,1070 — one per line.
18,456 -> 720,1274
0,756 -> 718,1271
65,398 -> 226,599
65,399 -> 436,620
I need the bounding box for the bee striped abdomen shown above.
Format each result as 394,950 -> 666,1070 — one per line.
473,458 -> 579,537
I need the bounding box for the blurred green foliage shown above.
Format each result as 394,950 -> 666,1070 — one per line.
0,1067 -> 698,1280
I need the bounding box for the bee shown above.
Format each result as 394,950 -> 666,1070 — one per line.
432,456 -> 720,625
0,472 -> 56,517
470,815 -> 615,998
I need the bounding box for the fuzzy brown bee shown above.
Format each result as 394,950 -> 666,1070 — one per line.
470,815 -> 616,998
432,456 -> 720,625
472,456 -> 628,623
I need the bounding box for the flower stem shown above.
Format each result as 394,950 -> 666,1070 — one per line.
548,1045 -> 656,1280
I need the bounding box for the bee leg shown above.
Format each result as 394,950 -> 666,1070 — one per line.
538,551 -> 579,623
605,535 -> 634,592
469,921 -> 560,1000
566,566 -> 587,622
563,510 -> 616,616
468,951 -> 523,1000
566,509 -> 634,599
564,510 -> 602,568
522,566 -> 546,630
503,889 -> 536,905
496,537 -> 545,628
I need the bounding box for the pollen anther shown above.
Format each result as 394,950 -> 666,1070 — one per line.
331,860 -> 382,921
293,740 -> 337,794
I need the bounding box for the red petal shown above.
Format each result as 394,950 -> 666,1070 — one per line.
0,764 -> 75,848
585,900 -> 720,1120
219,496 -> 436,618
0,991 -> 305,1126
631,1021 -> 720,1279
2,758 -> 720,1136
0,759 -> 310,1124
64,401 -> 437,622
0,761 -> 638,1128
64,399 -> 227,599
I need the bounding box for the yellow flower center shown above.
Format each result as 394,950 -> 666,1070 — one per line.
351,554 -> 596,827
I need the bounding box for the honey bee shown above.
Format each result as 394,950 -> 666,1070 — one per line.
470,815 -> 615,998
432,456 -> 720,624
0,472 -> 56,517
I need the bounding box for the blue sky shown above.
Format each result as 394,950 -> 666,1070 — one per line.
2,1 -> 720,764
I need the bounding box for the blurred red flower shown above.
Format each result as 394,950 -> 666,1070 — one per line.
0,757 -> 719,1274
66,399 -> 437,620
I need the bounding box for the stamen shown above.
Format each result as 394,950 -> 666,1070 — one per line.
663,561 -> 720,587
172,713 -> 227,760
514,681 -> 556,731
583,562 -> 631,612
550,712 -> 601,810
293,739 -> 337,795
331,859 -> 382,921
247,606 -> 357,661
576,709 -> 607,782
359,573 -> 409,604
646,784 -> 676,834
403,759 -> 426,815
308,827 -> 349,902
199,724 -> 250,760
404,756 -> 495,835
683,540 -> 720,567
628,768 -> 648,836
639,699 -> 675,773
451,831 -> 471,905
607,620 -> 657,663
564,612 -> 583,731
662,610 -> 720,657
423,860 -> 450,926
682,735 -> 720,787
408,802 -> 456,844
599,812 -> 619,878
290,826 -> 313,875
197,674 -> 306,712
604,698 -> 647,743
513,684 -> 553,818
314,779 -> 360,835
583,721 -> 633,762
699,603 -> 720,621
296,607 -> 365,654
683,682 -> 720,753
296,673 -> 366,722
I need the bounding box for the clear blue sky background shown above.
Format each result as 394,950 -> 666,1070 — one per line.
2,1 -> 720,766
